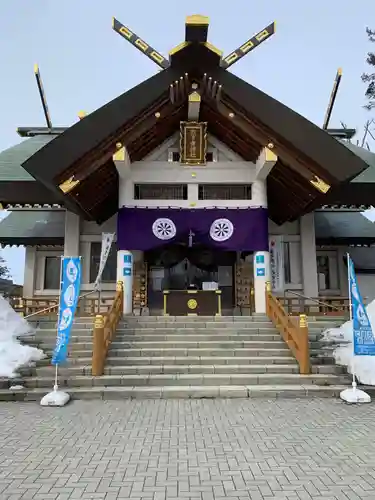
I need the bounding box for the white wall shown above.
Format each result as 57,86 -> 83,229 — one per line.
31,214 -> 119,296
118,135 -> 265,209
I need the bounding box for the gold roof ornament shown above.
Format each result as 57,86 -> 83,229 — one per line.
59,176 -> 80,194
188,91 -> 201,103
309,175 -> 331,194
113,143 -> 125,162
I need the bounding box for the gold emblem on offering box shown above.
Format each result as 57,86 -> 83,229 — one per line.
180,121 -> 207,165
187,298 -> 198,310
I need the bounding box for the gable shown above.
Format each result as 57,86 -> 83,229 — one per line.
143,133 -> 245,162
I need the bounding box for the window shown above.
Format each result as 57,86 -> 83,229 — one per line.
134,184 -> 188,200
89,242 -> 117,283
198,184 -> 252,200
44,256 -> 61,290
283,241 -> 302,285
317,253 -> 339,291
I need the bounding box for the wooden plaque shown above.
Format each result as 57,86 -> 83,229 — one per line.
180,121 -> 207,165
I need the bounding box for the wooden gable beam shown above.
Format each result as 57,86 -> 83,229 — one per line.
55,97 -> 180,193
213,92 -> 332,194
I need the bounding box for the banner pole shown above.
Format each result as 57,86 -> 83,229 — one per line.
346,252 -> 357,392
97,283 -> 101,314
53,255 -> 64,393
53,364 -> 59,392
41,255 -> 82,407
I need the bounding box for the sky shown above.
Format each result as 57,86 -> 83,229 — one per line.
0,0 -> 375,285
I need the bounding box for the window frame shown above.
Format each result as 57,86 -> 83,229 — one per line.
198,184 -> 252,200
316,249 -> 340,294
43,255 -> 62,291
133,183 -> 188,200
89,241 -> 117,284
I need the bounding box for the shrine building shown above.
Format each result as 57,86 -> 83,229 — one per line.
1,15 -> 375,316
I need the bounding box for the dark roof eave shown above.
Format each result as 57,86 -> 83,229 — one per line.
210,68 -> 369,184
0,237 -> 64,247
21,67 -> 180,185
17,127 -> 67,138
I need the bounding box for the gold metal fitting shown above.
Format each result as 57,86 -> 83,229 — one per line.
94,315 -> 104,328
299,314 -> 307,328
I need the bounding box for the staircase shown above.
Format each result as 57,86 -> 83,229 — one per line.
0,315 -> 351,401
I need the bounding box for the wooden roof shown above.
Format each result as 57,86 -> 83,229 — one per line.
7,22 -> 373,224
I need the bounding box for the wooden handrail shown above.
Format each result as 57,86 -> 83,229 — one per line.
92,281 -> 124,376
266,282 -> 310,374
279,293 -> 354,317
11,295 -> 115,318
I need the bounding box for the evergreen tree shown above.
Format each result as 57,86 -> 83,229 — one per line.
0,255 -> 10,279
362,28 -> 375,109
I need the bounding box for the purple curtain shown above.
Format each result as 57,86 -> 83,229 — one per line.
117,207 -> 268,251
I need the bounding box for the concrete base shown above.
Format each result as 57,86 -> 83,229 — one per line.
340,386 -> 371,404
40,388 -> 70,407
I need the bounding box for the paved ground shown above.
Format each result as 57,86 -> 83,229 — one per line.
0,400 -> 375,500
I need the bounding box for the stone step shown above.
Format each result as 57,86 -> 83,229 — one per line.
40,340 -> 289,350
31,363 -> 344,377
114,333 -> 321,342
121,322 -> 275,329
0,384 -> 351,401
105,355 -> 297,366
32,326 -> 332,337
32,333 -> 289,343
107,347 -> 293,357
122,315 -> 269,322
4,372 -> 347,389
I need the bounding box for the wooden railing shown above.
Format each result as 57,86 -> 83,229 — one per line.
92,281 -> 124,376
10,295 -> 115,317
266,283 -> 310,374
280,293 -> 350,317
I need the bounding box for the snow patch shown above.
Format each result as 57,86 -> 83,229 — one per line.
0,296 -> 45,378
323,299 -> 375,386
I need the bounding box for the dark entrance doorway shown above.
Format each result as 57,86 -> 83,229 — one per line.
146,244 -> 236,313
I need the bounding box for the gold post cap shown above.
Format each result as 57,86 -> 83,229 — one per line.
186,14 -> 209,25
265,281 -> 271,292
188,91 -> 201,103
299,314 -> 307,328
94,314 -> 104,328
78,111 -> 87,120
33,63 -> 39,74
116,280 -> 123,291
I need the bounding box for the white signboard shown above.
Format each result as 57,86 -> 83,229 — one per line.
269,236 -> 284,292
94,232 -> 115,288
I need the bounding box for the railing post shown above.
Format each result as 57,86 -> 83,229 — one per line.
92,314 -> 105,376
265,281 -> 271,314
117,280 -> 124,313
298,314 -> 311,375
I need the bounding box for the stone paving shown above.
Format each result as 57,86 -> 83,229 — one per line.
0,399 -> 375,499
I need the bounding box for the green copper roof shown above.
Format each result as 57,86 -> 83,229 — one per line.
315,210 -> 375,240
341,141 -> 375,183
0,210 -> 65,241
0,135 -> 57,181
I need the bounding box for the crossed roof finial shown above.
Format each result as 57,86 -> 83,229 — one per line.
112,15 -> 276,70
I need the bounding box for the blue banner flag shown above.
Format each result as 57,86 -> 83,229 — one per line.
348,255 -> 375,356
52,257 -> 82,365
